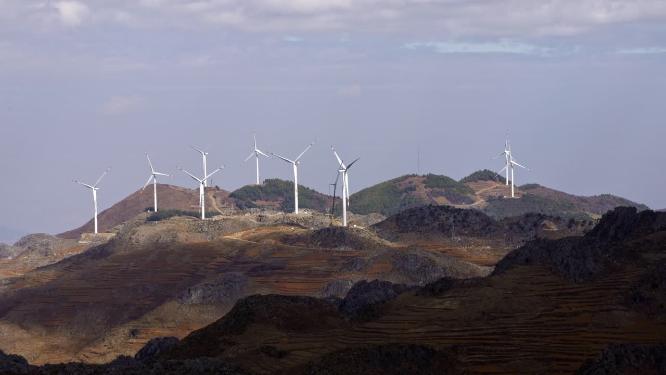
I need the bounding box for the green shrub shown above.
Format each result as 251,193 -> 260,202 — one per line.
424,174 -> 474,195
459,169 -> 503,184
146,209 -> 219,222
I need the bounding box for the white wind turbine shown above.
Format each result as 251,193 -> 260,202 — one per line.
271,142 -> 314,214
143,154 -> 170,213
244,134 -> 270,185
497,139 -> 529,198
179,166 -> 223,220
332,146 -> 359,227
73,168 -> 110,234
191,146 -> 209,187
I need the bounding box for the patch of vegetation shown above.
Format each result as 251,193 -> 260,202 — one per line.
482,194 -> 592,221
520,183 -> 541,190
459,169 -> 503,184
350,175 -> 429,216
423,174 -> 474,195
230,179 -> 329,212
146,209 -> 219,221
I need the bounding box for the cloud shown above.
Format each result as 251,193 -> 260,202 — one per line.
617,47 -> 666,54
5,0 -> 666,36
101,95 -> 145,115
283,36 -> 305,43
53,1 -> 90,26
404,40 -> 554,56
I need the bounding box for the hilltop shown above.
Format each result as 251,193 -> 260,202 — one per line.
230,178 -> 335,212
59,184 -> 236,239
349,171 -> 647,221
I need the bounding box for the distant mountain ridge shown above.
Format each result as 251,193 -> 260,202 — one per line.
57,173 -> 647,239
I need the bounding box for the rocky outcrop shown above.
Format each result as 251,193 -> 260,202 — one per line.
282,226 -> 390,250
135,337 -> 180,363
0,244 -> 23,260
339,280 -> 412,320
494,208 -> 666,282
13,234 -> 74,257
178,273 -> 248,305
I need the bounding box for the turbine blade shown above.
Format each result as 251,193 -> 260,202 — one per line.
511,160 -> 528,170
154,172 -> 170,177
295,142 -> 314,162
257,149 -> 270,158
271,153 -> 295,164
74,180 -> 94,189
331,147 -> 345,168
346,157 -> 360,169
205,166 -> 224,180
146,153 -> 155,173
142,175 -> 154,190
190,145 -> 206,155
94,168 -> 110,187
498,166 -> 507,174
179,168 -> 202,183
244,152 -> 255,162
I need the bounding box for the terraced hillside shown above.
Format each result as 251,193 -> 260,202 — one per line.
4,207 -> 658,374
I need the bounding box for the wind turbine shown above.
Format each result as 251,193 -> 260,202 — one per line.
329,172 -> 340,217
244,134 -> 270,185
271,142 -> 314,214
497,139 -> 511,186
73,168 -> 110,234
143,154 -> 170,213
179,166 -> 223,220
497,139 -> 529,198
191,146 -> 209,187
332,146 -> 360,227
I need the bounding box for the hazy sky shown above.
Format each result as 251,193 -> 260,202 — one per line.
1,0 -> 665,241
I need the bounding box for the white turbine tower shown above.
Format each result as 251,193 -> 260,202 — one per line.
74,168 -> 110,234
191,146 -> 209,187
244,134 -> 270,185
497,139 -> 511,186
179,166 -> 223,220
271,142 -> 314,214
497,139 -> 529,198
332,146 -> 359,227
143,154 -> 170,213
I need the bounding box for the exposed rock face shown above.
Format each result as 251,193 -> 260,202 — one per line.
373,204 -> 592,244
587,206 -> 666,242
135,337 -> 180,363
321,279 -> 354,298
282,226 -> 390,250
339,280 -> 412,320
13,234 -> 72,257
304,344 -> 460,375
373,205 -> 501,241
494,208 -> 666,282
178,273 -> 248,305
576,344 -> 666,374
0,244 -> 23,260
